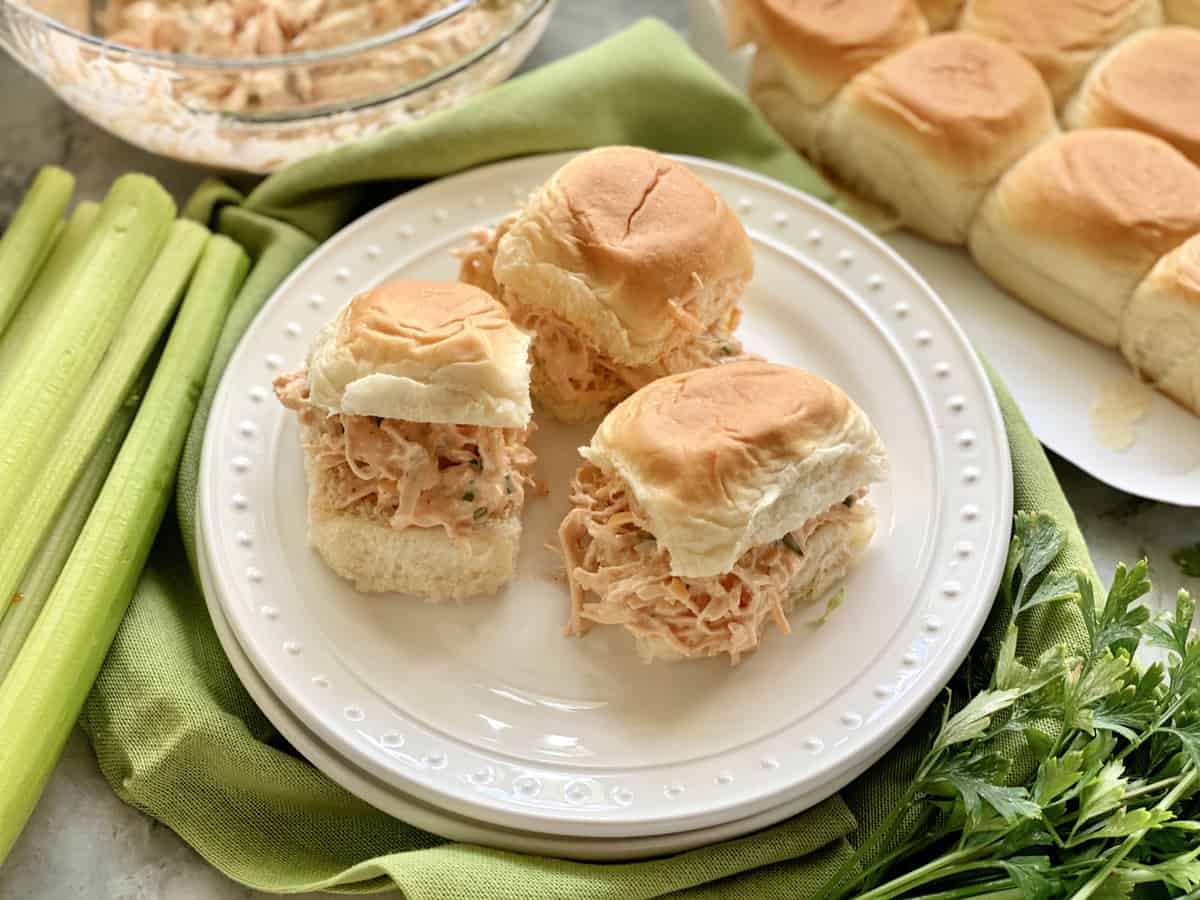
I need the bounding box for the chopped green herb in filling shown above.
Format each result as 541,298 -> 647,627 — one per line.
816,590 -> 844,627
782,534 -> 804,556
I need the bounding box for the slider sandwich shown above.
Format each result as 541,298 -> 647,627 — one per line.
457,146 -> 754,424
274,280 -> 538,600
558,361 -> 889,665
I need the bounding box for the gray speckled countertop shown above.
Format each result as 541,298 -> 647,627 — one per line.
1,3 -> 1197,897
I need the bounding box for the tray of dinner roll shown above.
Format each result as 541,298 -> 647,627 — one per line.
690,0 -> 1200,506
196,148 -> 1013,846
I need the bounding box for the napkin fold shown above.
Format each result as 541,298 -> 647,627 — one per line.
80,19 -> 1094,898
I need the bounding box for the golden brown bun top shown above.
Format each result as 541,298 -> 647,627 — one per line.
989,129 -> 1200,262
738,0 -> 928,80
543,147 -> 748,292
586,360 -> 889,576
306,280 -> 532,426
344,280 -> 514,367
851,32 -> 1053,155
596,361 -> 847,504
1087,27 -> 1200,157
493,146 -> 753,364
960,0 -> 1161,100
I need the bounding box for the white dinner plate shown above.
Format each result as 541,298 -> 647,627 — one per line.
196,532 -> 902,860
688,0 -> 1200,506
198,152 -> 1012,838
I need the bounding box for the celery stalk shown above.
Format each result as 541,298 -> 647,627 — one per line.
0,235 -> 248,863
0,174 -> 174,540
0,219 -> 208,629
0,202 -> 100,385
0,167 -> 75,337
0,391 -> 138,681
34,218 -> 66,280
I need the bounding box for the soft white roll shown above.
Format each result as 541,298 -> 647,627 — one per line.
1122,236 -> 1200,415
490,147 -> 753,368
1064,27 -> 1200,168
583,361 -> 889,579
814,32 -> 1057,244
560,360 -> 888,664
968,129 -> 1200,347
958,0 -> 1163,107
731,0 -> 928,153
306,280 -> 532,428
304,457 -> 521,600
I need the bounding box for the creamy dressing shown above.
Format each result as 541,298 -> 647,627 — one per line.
1091,375 -> 1154,451
558,461 -> 870,665
275,370 -> 537,536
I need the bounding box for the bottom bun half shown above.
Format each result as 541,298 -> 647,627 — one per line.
305,454 -> 520,600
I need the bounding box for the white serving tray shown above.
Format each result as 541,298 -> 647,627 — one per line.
688,0 -> 1200,506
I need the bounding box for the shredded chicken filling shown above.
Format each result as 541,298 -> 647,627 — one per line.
96,0 -> 512,111
275,370 -> 537,537
558,461 -> 868,664
455,218 -> 748,413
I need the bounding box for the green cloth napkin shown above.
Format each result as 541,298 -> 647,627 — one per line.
80,19 -> 1097,899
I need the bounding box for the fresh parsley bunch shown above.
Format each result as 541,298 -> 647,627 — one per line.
833,513 -> 1200,900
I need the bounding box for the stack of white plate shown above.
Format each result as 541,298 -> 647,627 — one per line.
195,154 -> 1012,860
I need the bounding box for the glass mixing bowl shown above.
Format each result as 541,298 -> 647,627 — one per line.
0,0 -> 555,172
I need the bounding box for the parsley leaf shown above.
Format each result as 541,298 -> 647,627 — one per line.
1164,723 -> 1200,769
1080,732 -> 1119,773
1154,847 -> 1200,891
1019,571 -> 1082,618
927,752 -> 1041,827
1071,807 -> 1173,844
931,688 -> 1023,755
1097,562 -> 1152,655
1000,856 -> 1059,899
1074,760 -> 1129,831
830,516 -> 1200,900
1091,661 -> 1162,741
1147,590 -> 1197,660
996,626 -> 1070,694
1033,751 -> 1085,805
1014,512 -> 1066,597
1083,872 -> 1134,900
